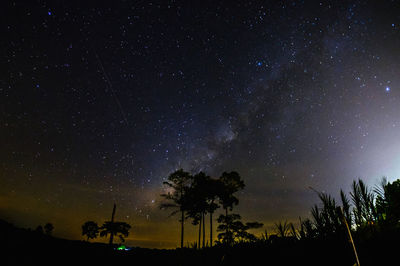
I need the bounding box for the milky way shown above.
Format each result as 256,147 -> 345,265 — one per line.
1,1 -> 400,248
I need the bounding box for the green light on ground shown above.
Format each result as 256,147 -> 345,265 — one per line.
117,245 -> 126,250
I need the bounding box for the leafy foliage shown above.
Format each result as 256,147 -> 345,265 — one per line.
185,172 -> 211,225
375,178 -> 400,228
44,223 -> 54,236
100,221 -> 131,243
82,221 -> 99,241
160,169 -> 192,216
274,220 -> 291,238
299,178 -> 400,242
218,172 -> 245,211
350,179 -> 376,227
217,213 -> 263,245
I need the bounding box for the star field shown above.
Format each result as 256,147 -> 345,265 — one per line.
1,0 -> 400,248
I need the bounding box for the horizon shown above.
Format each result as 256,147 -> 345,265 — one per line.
1,175 -> 395,249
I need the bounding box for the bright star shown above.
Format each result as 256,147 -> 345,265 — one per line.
386,86 -> 390,92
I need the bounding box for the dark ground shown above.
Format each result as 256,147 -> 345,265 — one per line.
0,219 -> 397,266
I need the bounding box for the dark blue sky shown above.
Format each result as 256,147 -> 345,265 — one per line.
1,0 -> 400,248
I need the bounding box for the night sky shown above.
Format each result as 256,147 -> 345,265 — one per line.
1,0 -> 400,248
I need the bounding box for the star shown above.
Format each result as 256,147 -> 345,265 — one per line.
2,0 -> 400,250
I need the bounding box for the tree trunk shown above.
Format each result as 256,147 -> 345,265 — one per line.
109,203 -> 116,246
210,211 -> 213,247
181,210 -> 184,248
225,208 -> 228,244
198,216 -> 202,249
202,212 -> 205,248
109,233 -> 114,245
180,183 -> 185,249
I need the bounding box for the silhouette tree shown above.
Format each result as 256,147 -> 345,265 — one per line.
109,203 -> 117,245
185,199 -> 202,249
197,213 -> 202,249
44,223 -> 54,236
186,209 -> 202,249
100,203 -> 131,246
185,172 -> 210,249
185,172 -> 223,248
375,178 -> 400,228
82,221 -> 99,241
202,211 -> 205,248
374,177 -> 389,224
217,213 -> 263,244
217,213 -> 240,245
35,225 -> 44,234
218,172 -> 245,214
100,221 -> 131,244
218,171 -> 245,244
385,180 -> 400,225
160,169 -> 192,248
205,177 -> 220,247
